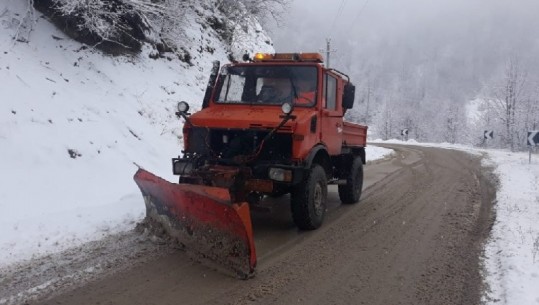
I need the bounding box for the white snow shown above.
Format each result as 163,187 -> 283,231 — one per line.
482,150 -> 539,305
1,2 -> 538,304
365,145 -> 394,162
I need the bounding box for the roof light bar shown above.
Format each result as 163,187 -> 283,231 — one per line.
252,53 -> 324,63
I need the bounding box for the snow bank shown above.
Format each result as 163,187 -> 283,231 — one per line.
482,150 -> 539,305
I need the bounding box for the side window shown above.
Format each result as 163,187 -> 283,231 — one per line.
324,74 -> 337,110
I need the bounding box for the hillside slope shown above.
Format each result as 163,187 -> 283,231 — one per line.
0,0 -> 273,267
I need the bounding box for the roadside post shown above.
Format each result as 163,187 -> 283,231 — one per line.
528,131 -> 539,163
401,129 -> 409,141
484,130 -> 494,147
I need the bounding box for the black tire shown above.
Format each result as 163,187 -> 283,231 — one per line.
338,157 -> 364,204
290,165 -> 327,230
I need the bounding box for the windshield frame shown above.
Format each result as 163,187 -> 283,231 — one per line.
212,63 -> 319,108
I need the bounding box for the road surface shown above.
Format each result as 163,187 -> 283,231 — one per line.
1,144 -> 496,305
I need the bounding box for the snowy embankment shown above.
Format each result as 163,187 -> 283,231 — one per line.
0,0 -> 273,268
372,139 -> 539,304
482,150 -> 539,305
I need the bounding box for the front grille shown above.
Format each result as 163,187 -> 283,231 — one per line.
186,127 -> 292,162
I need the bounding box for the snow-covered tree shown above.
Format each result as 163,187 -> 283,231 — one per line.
216,0 -> 289,28
32,0 -> 287,56
523,91 -> 539,131
488,58 -> 527,151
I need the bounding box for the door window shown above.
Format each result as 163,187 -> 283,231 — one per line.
324,75 -> 337,110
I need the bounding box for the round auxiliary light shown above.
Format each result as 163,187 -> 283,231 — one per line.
177,101 -> 189,113
281,102 -> 293,115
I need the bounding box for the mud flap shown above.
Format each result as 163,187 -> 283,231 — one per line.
133,168 -> 256,278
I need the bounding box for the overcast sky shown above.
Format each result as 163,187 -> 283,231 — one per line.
272,0 -> 539,83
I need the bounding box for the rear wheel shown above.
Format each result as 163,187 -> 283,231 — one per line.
290,165 -> 327,230
338,157 -> 364,204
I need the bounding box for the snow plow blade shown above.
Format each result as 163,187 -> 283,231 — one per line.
133,168 -> 256,278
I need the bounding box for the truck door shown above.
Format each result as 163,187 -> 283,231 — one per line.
320,72 -> 343,155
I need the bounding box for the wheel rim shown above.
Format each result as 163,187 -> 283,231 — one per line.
313,183 -> 323,216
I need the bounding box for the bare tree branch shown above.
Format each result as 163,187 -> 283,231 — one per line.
12,0 -> 36,44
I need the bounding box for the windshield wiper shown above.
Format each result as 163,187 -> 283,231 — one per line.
286,68 -> 299,101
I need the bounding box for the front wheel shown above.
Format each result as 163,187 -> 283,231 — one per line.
338,157 -> 364,204
290,165 -> 327,230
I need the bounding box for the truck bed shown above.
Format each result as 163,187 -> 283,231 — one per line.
342,121 -> 367,147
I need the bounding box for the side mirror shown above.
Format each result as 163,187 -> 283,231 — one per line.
343,83 -> 355,109
202,60 -> 220,109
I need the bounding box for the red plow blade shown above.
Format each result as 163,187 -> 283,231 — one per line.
133,168 -> 256,278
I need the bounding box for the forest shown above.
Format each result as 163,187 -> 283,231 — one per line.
275,0 -> 539,150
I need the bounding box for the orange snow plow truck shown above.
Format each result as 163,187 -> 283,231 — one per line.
134,52 -> 367,278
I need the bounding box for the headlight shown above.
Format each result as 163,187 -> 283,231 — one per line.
281,102 -> 293,115
177,101 -> 190,113
268,168 -> 293,182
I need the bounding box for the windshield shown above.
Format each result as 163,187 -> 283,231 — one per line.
214,65 -> 318,107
